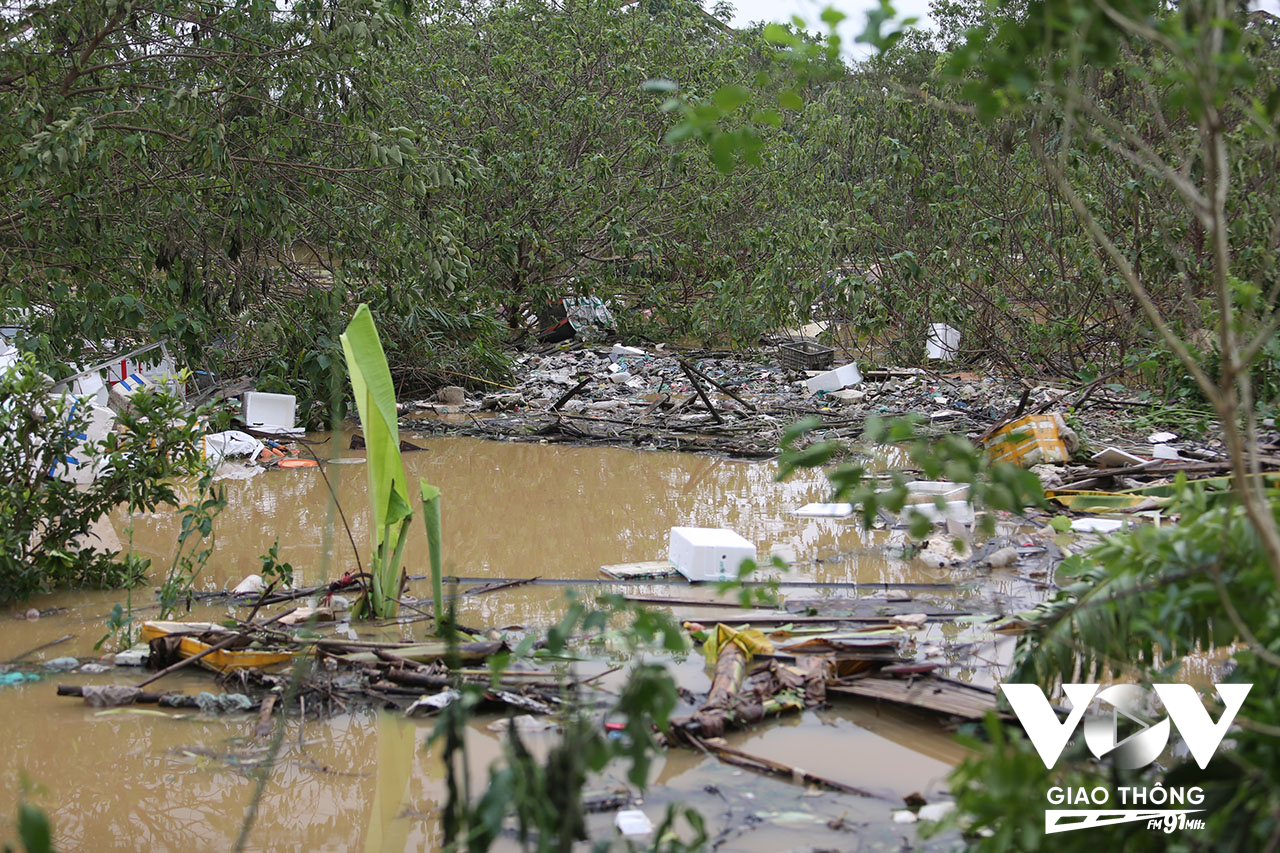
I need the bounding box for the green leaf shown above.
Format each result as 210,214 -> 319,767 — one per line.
712,84 -> 752,112
641,78 -> 678,93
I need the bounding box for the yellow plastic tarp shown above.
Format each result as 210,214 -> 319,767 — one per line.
702,623 -> 774,665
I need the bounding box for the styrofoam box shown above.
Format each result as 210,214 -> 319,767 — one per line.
243,391 -> 297,429
804,362 -> 862,394
904,481 -> 969,503
668,527 -> 756,582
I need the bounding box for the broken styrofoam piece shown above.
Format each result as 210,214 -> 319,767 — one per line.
232,574 -> 265,595
1148,431 -> 1178,444
615,810 -> 653,837
925,323 -> 960,360
610,344 -> 646,363
112,646 -> 149,666
1071,517 -> 1125,534
107,373 -> 155,414
1151,444 -> 1181,460
243,391 -> 297,431
1092,446 -> 1148,468
804,362 -> 862,394
793,502 -> 854,517
406,689 -> 461,716
668,527 -> 756,582
918,801 -> 956,822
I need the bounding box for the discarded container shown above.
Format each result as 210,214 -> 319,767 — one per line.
668,527 -> 756,582
905,481 -> 969,503
242,391 -> 297,432
925,323 -> 960,360
778,339 -> 834,372
615,809 -> 653,837
793,502 -> 854,517
804,362 -> 862,394
985,414 -> 1070,467
139,621 -> 297,672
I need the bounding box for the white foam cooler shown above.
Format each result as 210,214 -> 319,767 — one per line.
668,527 -> 756,582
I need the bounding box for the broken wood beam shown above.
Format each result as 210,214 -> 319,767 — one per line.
679,363 -> 724,424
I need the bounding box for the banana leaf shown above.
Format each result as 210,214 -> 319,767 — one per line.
341,304 -> 412,618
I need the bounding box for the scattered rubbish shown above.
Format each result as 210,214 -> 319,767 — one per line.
1148,431 -> 1178,444
1152,443 -> 1181,460
892,810 -> 919,824
1071,518 -> 1125,534
1092,446 -> 1148,468
112,647 -> 149,667
44,657 -> 80,671
81,685 -> 144,707
778,339 -> 834,372
139,621 -> 298,673
405,689 -> 461,716
486,715 -> 559,734
890,613 -> 928,628
437,386 -> 466,405
232,574 -> 266,596
615,809 -> 654,837
193,692 -> 254,713
276,458 -> 319,469
242,391 -> 300,435
668,527 -> 756,582
804,362 -> 862,394
202,430 -> 265,464
78,663 -> 110,674
792,502 -> 854,518
985,414 -> 1070,467
982,547 -> 1019,568
0,672 -> 40,686
609,344 -> 646,363
925,323 -> 960,361
537,296 -> 615,342
919,801 -> 957,822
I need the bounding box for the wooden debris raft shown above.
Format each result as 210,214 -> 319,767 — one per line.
670,624 -> 829,741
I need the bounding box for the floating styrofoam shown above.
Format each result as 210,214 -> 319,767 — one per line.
243,391 -> 297,431
793,502 -> 854,517
804,362 -> 862,394
615,810 -> 653,836
1071,517 -> 1124,534
668,527 -> 756,582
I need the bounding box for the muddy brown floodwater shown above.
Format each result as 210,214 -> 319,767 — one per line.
0,435 -> 1002,851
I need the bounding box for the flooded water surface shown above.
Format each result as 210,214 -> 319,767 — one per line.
0,436 -> 1007,850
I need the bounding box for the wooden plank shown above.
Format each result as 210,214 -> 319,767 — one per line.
600,560 -> 679,579
828,676 -> 1004,720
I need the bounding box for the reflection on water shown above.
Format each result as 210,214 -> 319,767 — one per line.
1,436 -> 978,850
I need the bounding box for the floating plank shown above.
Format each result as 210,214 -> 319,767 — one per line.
600,560 -> 680,580
828,675 -> 1003,720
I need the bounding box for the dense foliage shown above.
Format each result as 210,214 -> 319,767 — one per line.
0,355 -> 210,603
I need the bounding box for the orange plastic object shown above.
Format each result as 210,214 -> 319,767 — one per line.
984,414 -> 1069,467
277,458 -> 318,469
